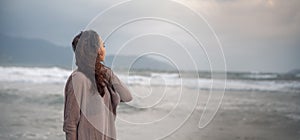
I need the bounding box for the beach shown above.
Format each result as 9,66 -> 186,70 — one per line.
1,0 -> 300,139
0,80 -> 299,140
171,90 -> 300,140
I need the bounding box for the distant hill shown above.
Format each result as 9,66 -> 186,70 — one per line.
0,34 -> 73,69
287,69 -> 300,74
0,34 -> 174,71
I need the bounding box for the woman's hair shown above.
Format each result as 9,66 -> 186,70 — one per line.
72,31 -> 82,52
72,30 -> 108,97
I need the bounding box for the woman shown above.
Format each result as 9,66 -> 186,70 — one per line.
63,30 -> 132,140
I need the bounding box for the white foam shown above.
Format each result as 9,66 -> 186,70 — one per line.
286,114 -> 300,121
242,73 -> 278,79
0,66 -> 71,84
0,66 -> 299,92
119,74 -> 300,92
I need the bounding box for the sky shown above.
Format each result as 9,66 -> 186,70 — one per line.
0,0 -> 299,73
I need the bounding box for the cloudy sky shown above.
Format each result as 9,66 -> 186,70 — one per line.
0,0 -> 299,73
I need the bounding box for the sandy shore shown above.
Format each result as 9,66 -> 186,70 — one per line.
168,90 -> 300,140
115,86 -> 300,140
0,82 -> 299,140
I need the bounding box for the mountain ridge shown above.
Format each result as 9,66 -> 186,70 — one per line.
0,34 -> 174,71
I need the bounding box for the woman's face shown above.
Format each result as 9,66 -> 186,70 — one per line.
98,37 -> 106,62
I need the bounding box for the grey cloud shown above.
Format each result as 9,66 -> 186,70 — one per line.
0,0 -> 299,72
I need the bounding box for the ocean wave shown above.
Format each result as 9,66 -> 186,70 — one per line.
0,66 -> 299,92
0,66 -> 71,84
241,73 -> 278,80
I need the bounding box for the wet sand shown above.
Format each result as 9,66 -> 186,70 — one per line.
167,90 -> 300,140
0,83 -> 299,140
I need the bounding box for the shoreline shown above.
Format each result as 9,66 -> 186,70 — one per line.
0,83 -> 299,139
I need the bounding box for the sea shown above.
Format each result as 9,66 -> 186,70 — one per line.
0,66 -> 299,139
0,66 -> 299,92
